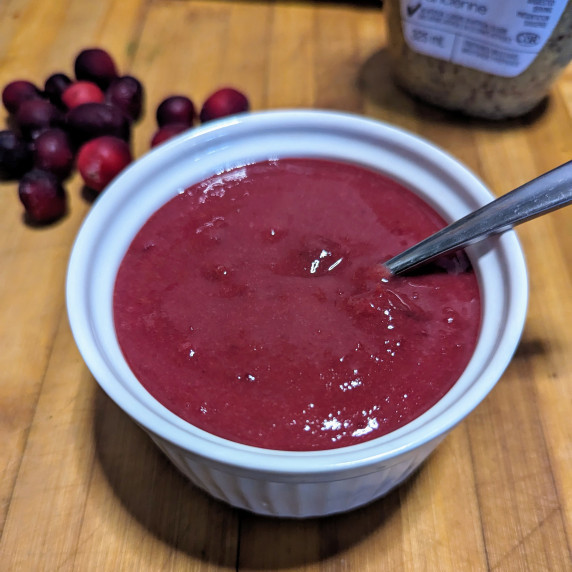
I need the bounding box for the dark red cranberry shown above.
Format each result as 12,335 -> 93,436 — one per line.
33,128 -> 74,179
156,95 -> 195,127
18,169 -> 67,224
15,99 -> 62,140
106,75 -> 144,121
199,88 -> 249,123
150,123 -> 189,147
2,80 -> 42,114
74,48 -> 118,89
44,73 -> 72,108
66,102 -> 130,146
0,130 -> 33,179
77,135 -> 132,192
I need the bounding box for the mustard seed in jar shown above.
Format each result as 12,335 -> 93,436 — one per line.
385,0 -> 572,119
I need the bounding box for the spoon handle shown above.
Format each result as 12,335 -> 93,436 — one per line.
384,160 -> 572,275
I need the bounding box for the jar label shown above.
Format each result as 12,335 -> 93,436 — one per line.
398,0 -> 568,77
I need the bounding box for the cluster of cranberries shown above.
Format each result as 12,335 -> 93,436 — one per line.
0,47 -> 250,224
150,88 -> 250,148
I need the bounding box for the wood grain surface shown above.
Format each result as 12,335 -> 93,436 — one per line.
1,1 -> 571,570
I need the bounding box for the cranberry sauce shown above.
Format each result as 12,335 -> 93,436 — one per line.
113,159 -> 481,451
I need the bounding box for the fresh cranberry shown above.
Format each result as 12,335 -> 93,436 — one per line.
74,48 -> 118,89
0,130 -> 33,179
156,95 -> 195,127
44,73 -> 72,108
199,87 -> 249,123
2,80 -> 42,114
15,99 -> 62,140
150,123 -> 189,147
18,169 -> 67,224
77,135 -> 132,192
62,81 -> 105,109
33,128 -> 74,179
66,102 -> 131,145
106,75 -> 144,121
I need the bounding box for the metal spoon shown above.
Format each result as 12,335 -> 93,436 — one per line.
383,161 -> 572,275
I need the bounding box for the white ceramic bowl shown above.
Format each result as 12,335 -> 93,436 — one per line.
66,110 -> 528,518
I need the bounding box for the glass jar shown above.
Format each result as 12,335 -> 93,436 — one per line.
384,0 -> 572,119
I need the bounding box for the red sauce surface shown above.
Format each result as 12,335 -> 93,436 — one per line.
113,159 -> 481,451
